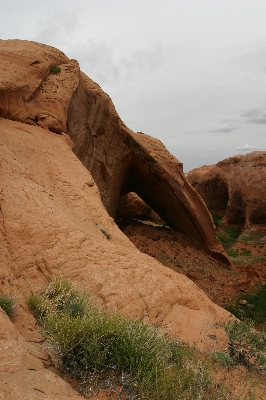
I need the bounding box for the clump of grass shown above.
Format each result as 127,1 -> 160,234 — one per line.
100,228 -> 111,240
211,351 -> 233,367
50,64 -> 61,74
217,226 -> 242,252
240,249 -> 252,256
28,278 -> 228,399
227,249 -> 239,257
225,285 -> 266,329
28,277 -> 89,319
0,294 -> 15,316
226,319 -> 266,370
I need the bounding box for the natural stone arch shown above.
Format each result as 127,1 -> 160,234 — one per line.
0,40 -> 229,265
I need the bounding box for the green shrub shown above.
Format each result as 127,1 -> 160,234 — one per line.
227,249 -> 239,257
210,210 -> 221,227
27,294 -> 44,317
226,319 -> 266,370
0,294 -> 15,316
100,228 -> 111,240
211,351 -> 233,367
28,278 -> 228,399
240,249 -> 252,256
50,64 -> 61,74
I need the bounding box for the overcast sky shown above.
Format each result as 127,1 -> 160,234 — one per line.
1,0 -> 266,171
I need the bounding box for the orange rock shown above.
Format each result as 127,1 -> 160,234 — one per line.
187,152 -> 266,228
0,39 -> 237,398
116,192 -> 164,224
0,39 -> 229,265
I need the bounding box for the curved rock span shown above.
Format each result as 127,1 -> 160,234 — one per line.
0,39 -> 229,264
187,152 -> 266,228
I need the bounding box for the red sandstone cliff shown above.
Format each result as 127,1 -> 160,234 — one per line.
187,152 -> 266,228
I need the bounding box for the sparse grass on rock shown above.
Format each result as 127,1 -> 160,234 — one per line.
49,64 -> 61,74
226,319 -> 266,370
28,277 -> 229,399
100,228 -> 111,240
0,294 -> 15,316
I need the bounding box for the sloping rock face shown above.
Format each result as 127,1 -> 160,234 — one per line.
0,307 -> 83,400
0,39 -> 229,264
187,152 -> 266,228
0,118 -> 234,398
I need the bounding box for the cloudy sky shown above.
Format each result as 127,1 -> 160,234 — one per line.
1,0 -> 266,171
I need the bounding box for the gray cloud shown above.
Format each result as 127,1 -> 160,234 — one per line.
2,0 -> 266,173
241,108 -> 266,124
209,123 -> 241,134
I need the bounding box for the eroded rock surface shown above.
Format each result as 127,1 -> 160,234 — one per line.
0,39 -> 229,263
0,118 -> 234,397
0,39 -> 235,398
187,152 -> 266,228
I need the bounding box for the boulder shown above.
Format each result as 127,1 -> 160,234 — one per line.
187,152 -> 266,227
116,192 -> 164,224
0,39 -> 229,264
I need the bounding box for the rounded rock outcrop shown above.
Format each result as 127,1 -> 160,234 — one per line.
187,152 -> 266,228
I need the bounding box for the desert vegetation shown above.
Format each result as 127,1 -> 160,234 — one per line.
49,64 -> 61,74
28,277 -> 231,399
216,226 -> 242,252
100,228 -> 111,240
225,319 -> 266,370
0,294 -> 15,316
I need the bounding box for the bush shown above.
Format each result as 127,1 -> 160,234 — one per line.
226,319 -> 266,370
210,210 -> 221,227
100,228 -> 111,240
0,294 -> 15,316
240,249 -> 252,256
50,64 -> 61,74
211,351 -> 233,367
28,278 -> 228,399
28,294 -> 43,315
227,250 -> 238,257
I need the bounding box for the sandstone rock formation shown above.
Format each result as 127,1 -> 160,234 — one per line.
0,118 -> 233,398
116,192 -> 164,224
187,152 -> 266,228
0,40 -> 235,398
0,307 -> 84,399
0,39 -> 229,264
